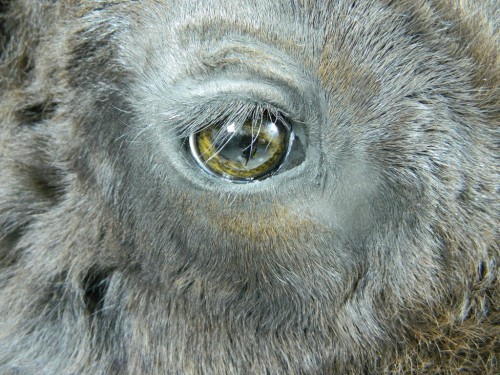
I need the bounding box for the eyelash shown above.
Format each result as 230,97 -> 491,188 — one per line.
172,99 -> 286,140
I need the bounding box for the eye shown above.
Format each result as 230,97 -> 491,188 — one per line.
189,111 -> 295,182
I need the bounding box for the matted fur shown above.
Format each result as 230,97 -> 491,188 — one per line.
0,1 -> 498,374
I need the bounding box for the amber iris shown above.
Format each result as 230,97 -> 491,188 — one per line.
190,115 -> 291,181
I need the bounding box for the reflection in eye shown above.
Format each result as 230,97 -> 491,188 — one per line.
189,111 -> 293,182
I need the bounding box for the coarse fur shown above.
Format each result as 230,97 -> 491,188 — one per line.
0,0 -> 498,374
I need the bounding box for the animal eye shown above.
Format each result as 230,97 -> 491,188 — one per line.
189,112 -> 293,182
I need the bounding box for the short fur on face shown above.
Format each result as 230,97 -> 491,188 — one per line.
0,1 -> 498,374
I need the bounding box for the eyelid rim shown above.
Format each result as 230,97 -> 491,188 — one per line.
188,115 -> 296,183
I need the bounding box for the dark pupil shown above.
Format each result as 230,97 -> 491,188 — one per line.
214,133 -> 267,167
240,136 -> 258,165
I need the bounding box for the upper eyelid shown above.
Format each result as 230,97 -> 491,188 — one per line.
166,99 -> 285,139
147,66 -> 317,143
158,80 -> 299,139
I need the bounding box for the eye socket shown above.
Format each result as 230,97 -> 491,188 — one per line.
189,111 -> 294,182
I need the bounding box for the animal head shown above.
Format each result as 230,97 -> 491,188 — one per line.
0,1 -> 498,373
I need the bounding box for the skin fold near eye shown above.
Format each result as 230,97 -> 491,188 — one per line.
189,113 -> 291,181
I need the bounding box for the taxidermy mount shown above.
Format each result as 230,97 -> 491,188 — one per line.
0,0 -> 498,374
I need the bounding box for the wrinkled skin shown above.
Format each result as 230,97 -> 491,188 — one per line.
0,1 -> 498,374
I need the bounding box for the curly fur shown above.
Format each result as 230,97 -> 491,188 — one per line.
0,1 -> 498,374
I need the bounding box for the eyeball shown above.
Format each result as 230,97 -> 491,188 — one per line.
189,112 -> 294,182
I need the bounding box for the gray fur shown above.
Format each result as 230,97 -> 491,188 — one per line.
0,0 -> 498,374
